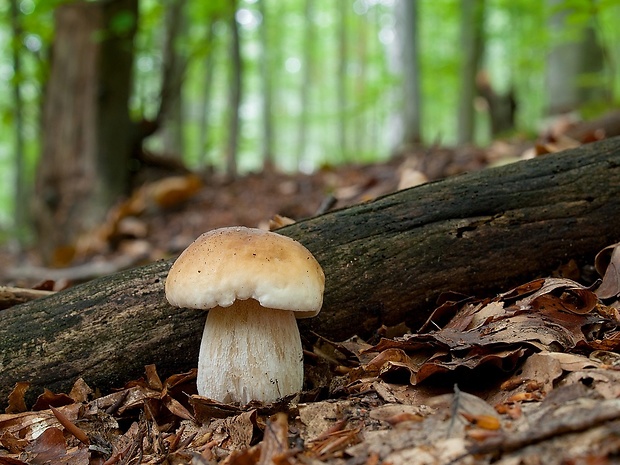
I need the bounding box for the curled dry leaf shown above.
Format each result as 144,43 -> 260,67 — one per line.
595,242 -> 620,301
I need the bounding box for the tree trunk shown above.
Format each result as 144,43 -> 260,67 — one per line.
3,137 -> 620,407
160,0 -> 188,159
398,0 -> 421,147
337,0 -> 348,162
225,2 -> 241,178
457,0 -> 485,145
258,0 -> 275,171
9,0 -> 27,246
197,22 -> 216,168
296,0 -> 315,169
34,0 -> 137,265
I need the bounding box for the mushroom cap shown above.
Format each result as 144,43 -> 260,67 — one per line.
165,226 -> 325,318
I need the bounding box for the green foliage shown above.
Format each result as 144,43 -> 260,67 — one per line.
0,0 -> 619,237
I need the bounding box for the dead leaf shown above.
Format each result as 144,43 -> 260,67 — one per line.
267,215 -> 296,231
257,413 -> 291,465
149,174 -> 203,210
25,427 -> 67,464
5,382 -> 29,414
162,394 -> 194,421
298,401 -> 349,442
32,389 -> 77,411
595,243 -> 620,300
144,364 -> 163,391
368,404 -> 425,425
220,409 -> 259,451
349,348 -> 415,382
68,378 -> 92,404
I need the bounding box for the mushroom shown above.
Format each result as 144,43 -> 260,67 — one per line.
164,226 -> 325,404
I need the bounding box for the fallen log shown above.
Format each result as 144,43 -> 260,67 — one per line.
2,137 -> 620,407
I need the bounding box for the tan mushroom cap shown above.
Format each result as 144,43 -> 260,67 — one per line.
165,226 -> 325,318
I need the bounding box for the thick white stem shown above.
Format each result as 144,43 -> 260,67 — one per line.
197,299 -> 303,404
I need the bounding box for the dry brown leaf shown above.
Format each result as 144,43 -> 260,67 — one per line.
144,364 -> 163,391
257,413 -> 291,465
162,394 -> 194,421
368,404 -> 425,425
25,426 -> 67,464
595,243 -> 620,301
219,410 -> 259,451
267,215 -> 296,231
5,382 -> 29,414
149,174 -> 202,210
68,378 -> 92,404
31,389 -> 76,412
349,348 -> 414,382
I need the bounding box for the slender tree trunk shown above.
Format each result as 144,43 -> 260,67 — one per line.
34,0 -> 138,265
296,0 -> 315,169
399,0 -> 421,147
225,2 -> 241,178
197,23 -> 216,168
337,1 -> 348,161
353,11 -> 368,159
258,0 -> 275,170
160,0 -> 188,159
457,0 -> 485,145
3,137 -> 620,407
9,0 -> 26,246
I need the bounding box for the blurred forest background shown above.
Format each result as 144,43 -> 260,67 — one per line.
1,0 -> 619,266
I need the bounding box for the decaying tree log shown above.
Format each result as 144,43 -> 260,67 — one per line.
2,137 -> 620,407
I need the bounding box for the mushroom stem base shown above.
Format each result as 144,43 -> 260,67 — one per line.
197,300 -> 303,404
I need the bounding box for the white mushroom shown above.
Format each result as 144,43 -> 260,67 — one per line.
164,226 -> 324,404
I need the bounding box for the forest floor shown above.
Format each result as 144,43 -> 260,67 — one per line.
2,121 -> 620,465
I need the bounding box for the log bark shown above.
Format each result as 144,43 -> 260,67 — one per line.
3,137 -> 620,407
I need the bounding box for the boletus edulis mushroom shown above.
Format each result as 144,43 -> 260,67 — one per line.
165,226 -> 325,404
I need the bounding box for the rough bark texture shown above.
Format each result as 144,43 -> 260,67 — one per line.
3,137 -> 620,407
34,0 -> 137,265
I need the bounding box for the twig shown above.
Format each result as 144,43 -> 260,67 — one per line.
0,286 -> 54,310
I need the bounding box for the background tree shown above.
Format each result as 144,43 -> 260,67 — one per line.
457,0 -> 485,144
296,0 -> 315,169
337,1 -> 349,161
196,21 -> 216,168
225,1 -> 242,178
258,0 -> 274,171
398,0 -> 421,148
545,0 -> 608,116
9,0 -> 27,246
160,0 -> 188,158
33,0 -> 138,264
